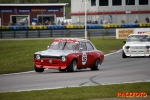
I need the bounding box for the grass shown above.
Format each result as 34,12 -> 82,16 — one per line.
0,37 -> 125,74
0,82 -> 149,100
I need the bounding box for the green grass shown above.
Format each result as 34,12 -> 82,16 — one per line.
0,82 -> 149,100
0,37 -> 125,74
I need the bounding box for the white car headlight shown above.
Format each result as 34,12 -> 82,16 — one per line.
61,56 -> 66,62
36,54 -> 41,60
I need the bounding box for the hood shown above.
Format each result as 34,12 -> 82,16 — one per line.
35,49 -> 75,56
124,42 -> 150,47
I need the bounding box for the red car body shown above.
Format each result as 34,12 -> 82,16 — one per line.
34,38 -> 104,72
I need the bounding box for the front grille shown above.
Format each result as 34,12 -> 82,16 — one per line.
41,56 -> 61,59
130,46 -> 145,49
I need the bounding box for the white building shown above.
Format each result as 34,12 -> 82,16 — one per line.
71,0 -> 150,24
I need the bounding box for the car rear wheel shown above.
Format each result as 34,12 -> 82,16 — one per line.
34,65 -> 44,73
91,59 -> 100,70
67,60 -> 77,72
122,50 -> 127,58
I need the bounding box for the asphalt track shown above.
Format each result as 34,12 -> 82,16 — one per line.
0,50 -> 150,93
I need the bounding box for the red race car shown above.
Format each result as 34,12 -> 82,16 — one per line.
34,38 -> 104,72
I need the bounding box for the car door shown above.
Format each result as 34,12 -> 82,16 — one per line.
86,42 -> 95,67
77,42 -> 90,68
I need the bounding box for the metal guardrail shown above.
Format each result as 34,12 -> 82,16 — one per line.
0,29 -> 116,39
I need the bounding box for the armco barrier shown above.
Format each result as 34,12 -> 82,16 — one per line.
0,23 -> 150,31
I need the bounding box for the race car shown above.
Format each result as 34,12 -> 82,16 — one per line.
34,38 -> 104,72
122,34 -> 150,58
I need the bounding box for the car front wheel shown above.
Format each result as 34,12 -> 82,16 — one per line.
67,60 -> 77,72
122,50 -> 127,58
91,59 -> 100,70
34,65 -> 44,73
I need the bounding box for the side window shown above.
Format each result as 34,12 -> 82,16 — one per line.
86,42 -> 94,51
81,42 -> 87,51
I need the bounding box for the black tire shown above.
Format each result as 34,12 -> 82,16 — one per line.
59,69 -> 66,72
67,60 -> 77,72
122,50 -> 127,58
91,59 -> 100,70
34,65 -> 44,73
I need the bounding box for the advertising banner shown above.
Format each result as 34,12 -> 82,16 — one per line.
116,29 -> 134,39
134,28 -> 150,35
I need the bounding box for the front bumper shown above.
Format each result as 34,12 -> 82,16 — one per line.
125,49 -> 150,57
35,58 -> 68,69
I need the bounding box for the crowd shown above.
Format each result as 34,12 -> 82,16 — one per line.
8,15 -> 150,26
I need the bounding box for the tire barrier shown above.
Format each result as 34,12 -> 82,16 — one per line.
0,23 -> 149,30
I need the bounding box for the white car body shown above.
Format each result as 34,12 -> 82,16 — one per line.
122,34 -> 150,58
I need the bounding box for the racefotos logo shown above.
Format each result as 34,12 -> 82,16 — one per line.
117,92 -> 147,98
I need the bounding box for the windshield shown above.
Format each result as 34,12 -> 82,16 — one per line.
49,41 -> 79,50
127,35 -> 150,42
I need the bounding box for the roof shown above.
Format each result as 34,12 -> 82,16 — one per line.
0,3 -> 68,6
129,34 -> 150,36
54,38 -> 88,42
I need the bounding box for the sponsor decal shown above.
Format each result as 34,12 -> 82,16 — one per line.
117,92 -> 147,98
0,9 -> 14,12
117,29 -> 134,39
32,9 -> 46,12
82,52 -> 87,65
135,28 -> 150,35
18,9 -> 31,12
49,59 -> 52,63
46,8 -> 60,12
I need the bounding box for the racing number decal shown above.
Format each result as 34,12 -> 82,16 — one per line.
82,52 -> 87,65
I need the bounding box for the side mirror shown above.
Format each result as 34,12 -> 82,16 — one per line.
123,41 -> 126,43
47,46 -> 50,49
79,47 -> 83,52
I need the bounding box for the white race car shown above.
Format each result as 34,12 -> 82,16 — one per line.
122,34 -> 150,58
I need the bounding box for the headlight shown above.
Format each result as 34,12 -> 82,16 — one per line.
61,56 -> 66,62
36,54 -> 41,60
146,46 -> 150,49
125,46 -> 130,49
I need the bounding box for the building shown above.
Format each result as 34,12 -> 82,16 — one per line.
71,0 -> 150,24
0,3 -> 68,26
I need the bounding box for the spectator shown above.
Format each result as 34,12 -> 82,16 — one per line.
58,19 -> 61,25
45,20 -> 49,25
135,19 -> 138,23
32,21 -> 36,26
52,21 -> 56,25
48,21 -> 52,25
121,19 -> 125,24
95,20 -> 98,24
24,18 -> 28,25
108,15 -> 112,23
100,19 -> 103,24
145,17 -> 149,23
61,21 -> 64,25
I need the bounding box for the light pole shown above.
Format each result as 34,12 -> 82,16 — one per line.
85,0 -> 87,40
